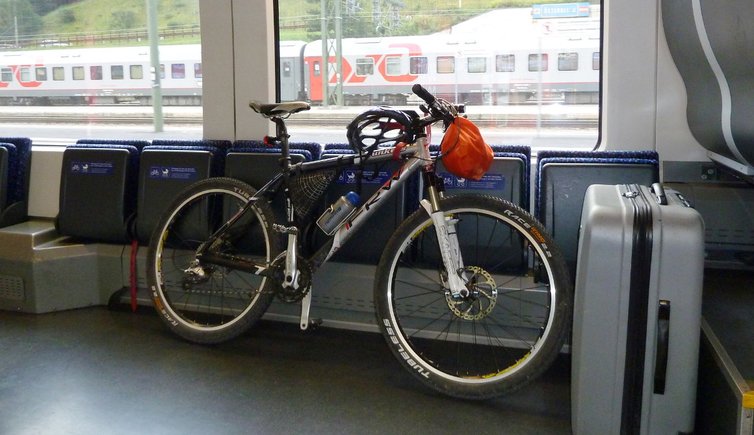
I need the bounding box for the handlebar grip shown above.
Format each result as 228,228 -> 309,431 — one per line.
412,84 -> 436,105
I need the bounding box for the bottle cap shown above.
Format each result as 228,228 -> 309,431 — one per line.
345,191 -> 361,206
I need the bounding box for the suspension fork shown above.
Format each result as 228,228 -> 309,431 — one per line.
420,172 -> 468,298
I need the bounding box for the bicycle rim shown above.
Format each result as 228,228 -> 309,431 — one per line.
381,198 -> 566,390
151,184 -> 275,334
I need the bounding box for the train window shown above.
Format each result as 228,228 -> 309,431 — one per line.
496,54 -> 515,72
528,53 -> 549,72
356,58 -> 374,76
172,64 -> 186,79
558,52 -> 579,71
53,67 -> 65,81
467,57 -> 487,74
130,65 -> 144,80
19,67 -> 31,82
437,56 -> 455,74
72,66 -> 85,81
90,66 -> 103,80
111,66 -> 124,80
282,61 -> 292,77
194,63 -> 202,78
410,57 -> 428,75
386,57 -> 402,76
592,52 -> 600,70
1,68 -> 11,82
36,67 -> 48,82
160,65 -> 166,80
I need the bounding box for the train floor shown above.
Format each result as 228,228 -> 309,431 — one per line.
1,268 -> 749,434
0,305 -> 571,435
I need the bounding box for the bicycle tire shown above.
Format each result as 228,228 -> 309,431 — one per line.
374,194 -> 572,399
147,177 -> 282,344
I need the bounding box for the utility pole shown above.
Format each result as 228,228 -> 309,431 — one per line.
320,0 -> 343,107
146,0 -> 163,132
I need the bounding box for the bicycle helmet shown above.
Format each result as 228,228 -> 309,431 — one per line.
346,108 -> 416,154
439,116 -> 493,180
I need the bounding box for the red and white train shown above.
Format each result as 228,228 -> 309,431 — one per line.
0,33 -> 599,106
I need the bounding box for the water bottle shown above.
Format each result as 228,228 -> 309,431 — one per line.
317,191 -> 360,235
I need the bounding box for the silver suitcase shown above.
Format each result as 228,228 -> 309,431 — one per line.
572,184 -> 704,434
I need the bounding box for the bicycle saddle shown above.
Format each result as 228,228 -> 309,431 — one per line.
249,101 -> 310,117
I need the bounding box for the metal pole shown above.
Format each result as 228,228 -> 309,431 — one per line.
321,0 -> 329,107
334,0 -> 343,106
147,0 -> 163,132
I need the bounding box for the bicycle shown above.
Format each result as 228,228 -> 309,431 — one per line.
147,84 -> 572,400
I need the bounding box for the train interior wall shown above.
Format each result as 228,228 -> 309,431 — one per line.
1,0 -> 754,432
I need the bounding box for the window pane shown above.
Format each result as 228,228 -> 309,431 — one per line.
130,65 -> 144,80
171,63 -> 186,79
20,67 -> 31,82
53,67 -> 65,81
468,57 -> 486,73
90,66 -> 103,80
36,67 -> 48,81
1,68 -> 12,82
528,53 -> 548,71
111,65 -> 124,80
73,66 -> 85,80
410,57 -> 428,74
194,63 -> 203,78
558,52 -> 579,71
356,58 -> 374,76
496,54 -> 515,72
386,57 -> 402,76
437,56 -> 455,74
277,3 -> 602,149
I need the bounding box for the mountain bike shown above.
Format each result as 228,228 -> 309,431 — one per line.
147,84 -> 572,400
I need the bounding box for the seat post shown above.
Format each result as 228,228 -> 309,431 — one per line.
271,116 -> 291,173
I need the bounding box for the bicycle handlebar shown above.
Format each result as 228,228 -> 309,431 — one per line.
412,84 -> 457,125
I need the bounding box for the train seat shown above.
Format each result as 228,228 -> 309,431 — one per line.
0,144 -> 10,221
135,144 -> 224,245
535,150 -> 660,277
151,139 -> 233,151
315,148 -> 409,265
57,144 -> 140,243
0,137 -> 32,228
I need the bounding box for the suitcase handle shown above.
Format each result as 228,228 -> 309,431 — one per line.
654,300 -> 671,394
651,183 -> 668,205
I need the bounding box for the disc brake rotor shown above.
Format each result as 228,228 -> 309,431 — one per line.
445,266 -> 497,321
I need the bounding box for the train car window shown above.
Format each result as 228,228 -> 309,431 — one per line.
313,61 -> 321,77
72,66 -> 85,81
528,53 -> 548,72
130,65 -> 144,80
282,61 -> 292,77
410,57 -> 428,74
36,67 -> 48,81
1,68 -> 11,82
159,64 -> 166,80
437,56 -> 455,74
467,57 -> 487,74
53,67 -> 65,81
194,63 -> 202,79
496,54 -> 515,72
19,67 -> 31,82
356,58 -> 374,76
592,52 -> 600,70
111,66 -> 124,80
90,66 -> 103,80
558,52 -> 578,71
171,64 -> 186,79
386,57 -> 402,76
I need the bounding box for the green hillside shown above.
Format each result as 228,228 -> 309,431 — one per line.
1,0 -> 597,47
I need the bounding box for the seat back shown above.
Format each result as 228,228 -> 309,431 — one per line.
0,137 -> 32,227
135,145 -> 223,244
535,150 -> 659,276
57,144 -> 140,243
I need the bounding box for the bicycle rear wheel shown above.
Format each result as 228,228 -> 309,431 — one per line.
147,177 -> 282,344
374,195 -> 572,399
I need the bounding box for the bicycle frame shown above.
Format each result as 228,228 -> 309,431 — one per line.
197,114 -> 468,329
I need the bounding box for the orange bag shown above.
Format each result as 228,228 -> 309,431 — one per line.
440,117 -> 493,180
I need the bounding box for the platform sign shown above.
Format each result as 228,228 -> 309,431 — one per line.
532,3 -> 591,19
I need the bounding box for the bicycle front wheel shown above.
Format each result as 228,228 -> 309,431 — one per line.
147,177 -> 282,344
374,195 -> 572,399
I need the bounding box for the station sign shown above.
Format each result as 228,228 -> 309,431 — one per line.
532,2 -> 591,19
